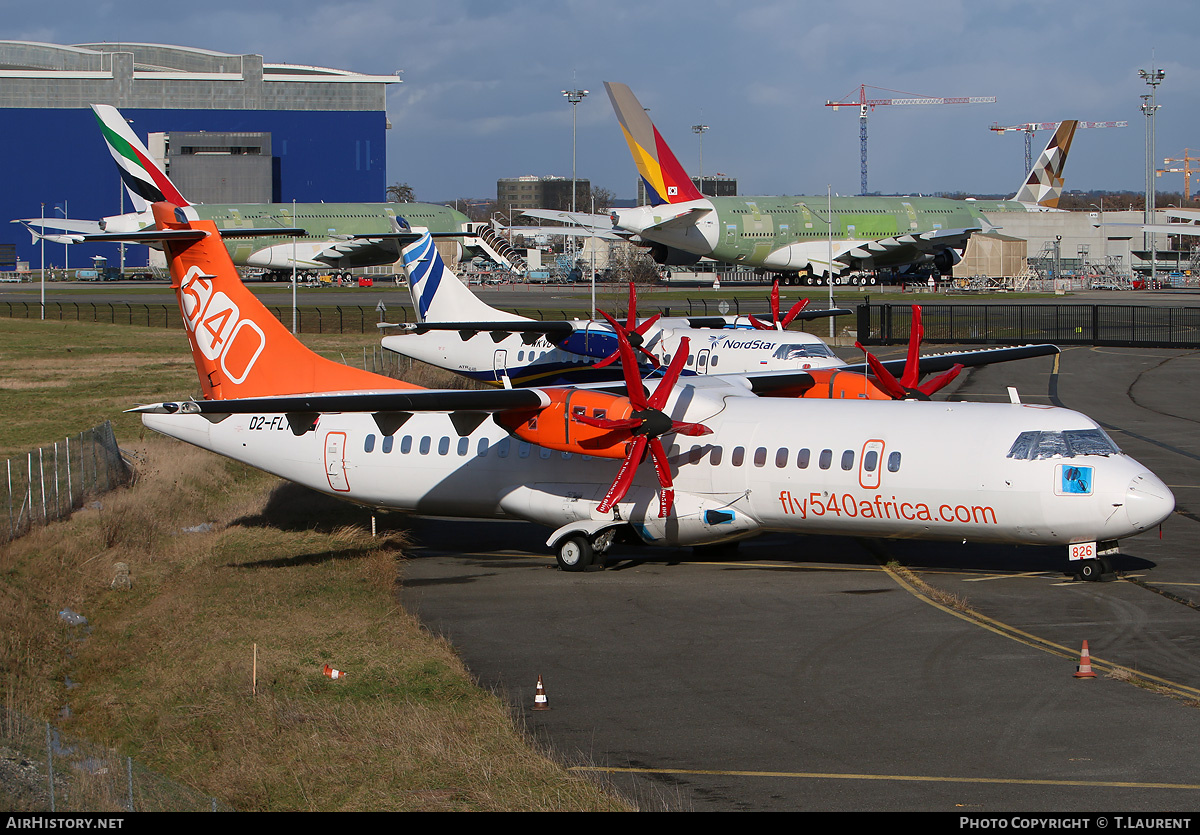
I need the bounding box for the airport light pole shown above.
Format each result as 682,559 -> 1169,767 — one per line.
40,202 -> 45,320
562,88 -> 588,214
55,202 -> 68,273
692,123 -> 709,195
1140,66 -> 1165,286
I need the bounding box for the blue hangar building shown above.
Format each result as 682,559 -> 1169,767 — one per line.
0,41 -> 399,269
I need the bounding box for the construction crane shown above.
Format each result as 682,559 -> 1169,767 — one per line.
825,84 -> 996,196
1158,149 -> 1199,203
990,121 -> 1128,177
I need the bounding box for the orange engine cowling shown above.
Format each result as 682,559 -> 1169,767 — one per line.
801,369 -> 891,400
495,389 -> 636,459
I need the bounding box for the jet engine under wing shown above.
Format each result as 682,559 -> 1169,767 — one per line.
836,226 -> 980,269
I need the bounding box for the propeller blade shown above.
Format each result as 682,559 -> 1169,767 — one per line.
855,340 -> 909,400
670,421 -> 713,437
780,298 -> 811,329
748,314 -> 773,331
900,305 -> 924,390
572,414 -> 641,432
597,435 -> 648,513
649,336 -> 691,411
916,363 -> 964,397
647,437 -> 675,517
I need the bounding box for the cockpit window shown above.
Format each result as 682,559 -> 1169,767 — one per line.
772,343 -> 835,360
1006,429 -> 1120,460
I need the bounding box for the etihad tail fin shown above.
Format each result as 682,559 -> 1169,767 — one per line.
147,202 -> 417,400
604,82 -> 704,206
92,104 -> 190,214
1012,120 -> 1077,208
402,233 -> 528,324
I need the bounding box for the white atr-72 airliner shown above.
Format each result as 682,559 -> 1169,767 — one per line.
121,201 -> 1173,576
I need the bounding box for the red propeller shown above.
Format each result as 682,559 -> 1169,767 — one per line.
854,305 -> 964,400
572,329 -> 711,517
749,280 -> 810,330
592,282 -> 661,369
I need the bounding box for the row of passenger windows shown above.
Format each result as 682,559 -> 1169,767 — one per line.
361,434 -> 902,473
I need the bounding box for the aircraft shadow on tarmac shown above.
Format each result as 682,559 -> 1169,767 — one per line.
226,482 -> 1158,578
401,516 -> 1158,579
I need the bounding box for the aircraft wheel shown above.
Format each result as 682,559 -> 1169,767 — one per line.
1078,559 -> 1104,582
806,276 -> 816,286
555,534 -> 595,572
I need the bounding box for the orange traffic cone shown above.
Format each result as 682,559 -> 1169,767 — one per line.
1074,641 -> 1096,679
533,675 -> 550,710
322,663 -> 348,680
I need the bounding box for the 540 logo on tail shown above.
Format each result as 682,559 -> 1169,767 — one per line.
179,265 -> 266,384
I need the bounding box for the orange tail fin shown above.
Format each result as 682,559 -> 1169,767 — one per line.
152,202 -> 419,400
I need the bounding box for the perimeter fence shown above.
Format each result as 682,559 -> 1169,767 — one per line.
856,303 -> 1200,349
1,705 -> 230,812
10,298 -> 1200,349
3,421 -> 133,545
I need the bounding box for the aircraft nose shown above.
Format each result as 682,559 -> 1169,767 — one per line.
1125,472 -> 1174,532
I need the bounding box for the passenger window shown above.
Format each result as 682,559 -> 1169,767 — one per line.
401,435 -> 412,454
819,449 -> 832,470
711,446 -> 723,466
775,448 -> 789,468
419,436 -> 431,455
864,450 -> 878,472
476,438 -> 489,457
438,437 -> 450,455
711,355 -> 719,367
382,436 -> 393,454
888,452 -> 902,472
754,447 -> 767,467
841,450 -> 854,471
797,448 -> 810,469
497,438 -> 511,458
732,446 -> 745,467
540,447 -> 552,459
457,437 -> 469,456
364,434 -> 376,453
518,442 -> 531,458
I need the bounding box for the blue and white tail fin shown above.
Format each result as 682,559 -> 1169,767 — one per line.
402,233 -> 528,324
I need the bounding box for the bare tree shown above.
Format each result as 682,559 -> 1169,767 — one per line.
386,182 -> 415,203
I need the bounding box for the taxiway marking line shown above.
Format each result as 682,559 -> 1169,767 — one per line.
883,565 -> 1200,700
569,765 -> 1200,790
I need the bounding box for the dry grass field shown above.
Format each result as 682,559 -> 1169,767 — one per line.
0,316 -> 629,811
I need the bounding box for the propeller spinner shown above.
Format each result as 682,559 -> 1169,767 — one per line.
593,283 -> 661,369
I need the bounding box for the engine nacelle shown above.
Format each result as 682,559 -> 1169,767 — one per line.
495,389 -> 634,459
932,248 -> 963,273
648,243 -> 702,267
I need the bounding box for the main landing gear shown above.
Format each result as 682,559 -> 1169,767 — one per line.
552,527 -> 618,572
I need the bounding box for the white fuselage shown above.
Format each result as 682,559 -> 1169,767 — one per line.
381,321 -> 844,386
142,387 -> 1173,550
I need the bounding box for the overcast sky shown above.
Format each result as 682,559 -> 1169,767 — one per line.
13,0 -> 1199,204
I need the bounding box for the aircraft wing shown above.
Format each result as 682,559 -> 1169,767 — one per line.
835,226 -> 980,269
13,217 -> 108,236
843,343 -> 1060,378
521,209 -> 612,228
131,387 -> 550,416
681,309 -> 853,329
391,320 -> 579,344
